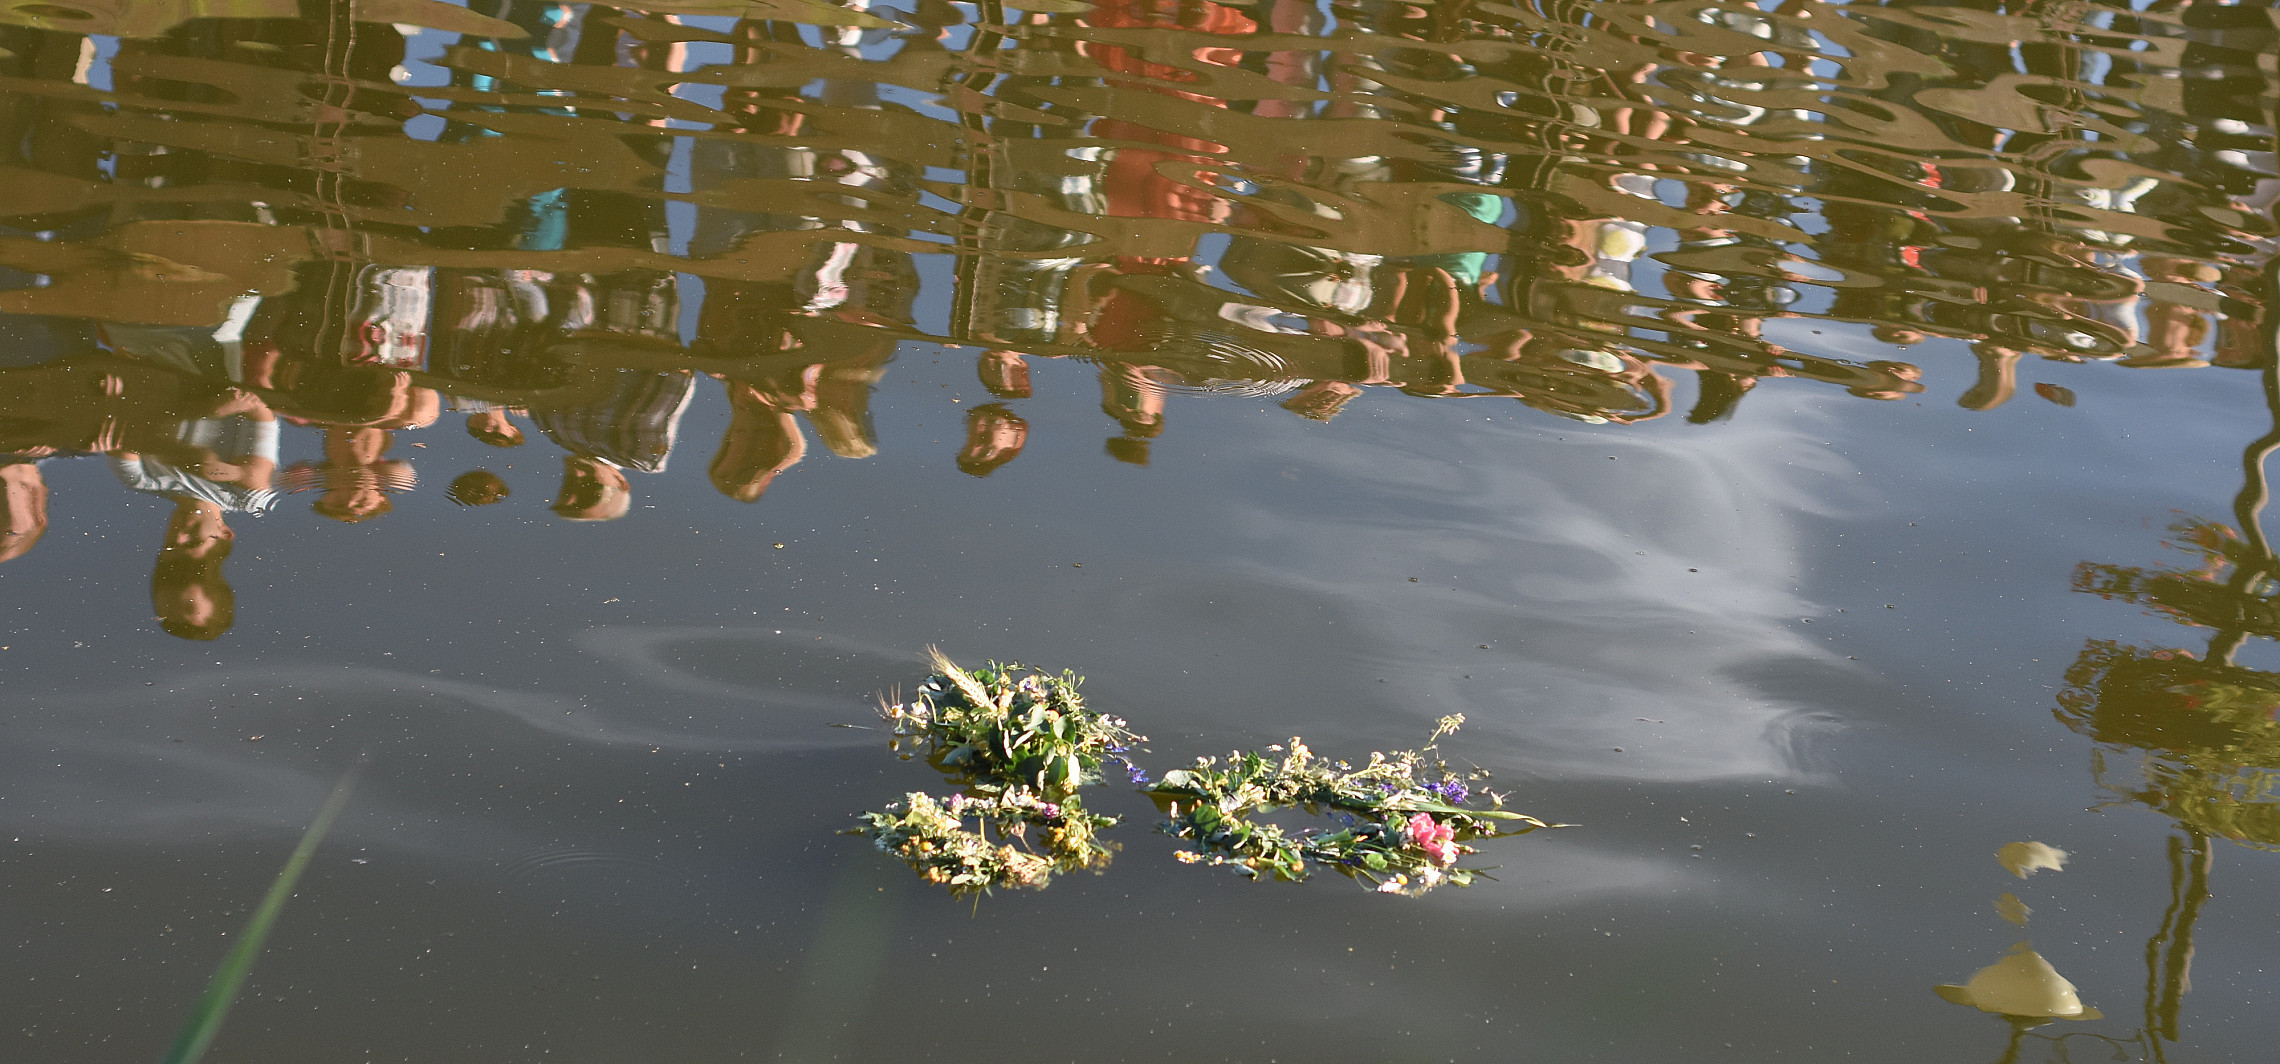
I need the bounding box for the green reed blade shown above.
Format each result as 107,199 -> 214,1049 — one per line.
159,769 -> 358,1064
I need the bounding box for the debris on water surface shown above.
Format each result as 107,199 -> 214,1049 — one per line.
851,653 -> 1565,898
1936,943 -> 2101,1020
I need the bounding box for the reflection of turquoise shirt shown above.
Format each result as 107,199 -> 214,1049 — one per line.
517,188 -> 570,251
1407,192 -> 1502,287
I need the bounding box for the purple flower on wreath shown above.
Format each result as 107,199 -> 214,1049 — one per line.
1426,779 -> 1469,804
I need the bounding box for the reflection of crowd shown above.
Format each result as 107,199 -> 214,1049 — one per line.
0,0 -> 2275,637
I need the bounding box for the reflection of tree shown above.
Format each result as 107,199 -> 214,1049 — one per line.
2038,287 -> 2280,1061
2060,643 -> 2280,850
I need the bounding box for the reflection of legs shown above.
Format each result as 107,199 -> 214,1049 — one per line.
711,382 -> 806,503
810,344 -> 892,459
1686,371 -> 1754,424
314,427 -> 401,523
0,463 -> 47,564
1959,344 -> 2019,411
1376,265 -> 1464,395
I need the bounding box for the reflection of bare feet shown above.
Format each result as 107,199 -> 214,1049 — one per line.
2117,351 -> 2210,369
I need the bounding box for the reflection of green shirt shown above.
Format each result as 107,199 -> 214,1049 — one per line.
1406,192 -> 1504,287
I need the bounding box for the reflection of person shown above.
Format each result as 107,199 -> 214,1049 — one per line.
0,460 -> 47,563
150,497 -> 235,640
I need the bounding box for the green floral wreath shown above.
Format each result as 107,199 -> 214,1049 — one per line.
1148,717 -> 1556,895
849,648 -> 1146,896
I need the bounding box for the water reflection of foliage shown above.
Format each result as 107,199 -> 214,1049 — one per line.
2057,640 -> 2280,850
2044,357 -> 2280,1060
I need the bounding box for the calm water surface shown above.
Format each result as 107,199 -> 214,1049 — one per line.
0,0 -> 2277,1060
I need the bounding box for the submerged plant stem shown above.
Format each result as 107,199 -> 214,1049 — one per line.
159,767 -> 358,1064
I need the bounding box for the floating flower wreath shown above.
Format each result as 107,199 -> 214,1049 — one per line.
1149,716 -> 1557,895
851,654 -> 1564,897
849,648 -> 1145,896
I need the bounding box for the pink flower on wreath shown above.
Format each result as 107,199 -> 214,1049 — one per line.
1407,812 -> 1459,867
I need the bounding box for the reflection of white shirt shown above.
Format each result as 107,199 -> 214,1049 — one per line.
108,417 -> 279,514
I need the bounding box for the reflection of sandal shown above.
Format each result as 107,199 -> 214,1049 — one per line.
2117,352 -> 2209,369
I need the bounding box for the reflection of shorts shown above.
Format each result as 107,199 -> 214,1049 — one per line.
0,313 -> 95,369
1219,241 -> 1380,315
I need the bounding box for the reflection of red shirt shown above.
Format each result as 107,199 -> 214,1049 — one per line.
1096,117 -> 1226,227
1087,262 -> 1183,350
1084,0 -> 1255,228
1084,0 -> 1255,83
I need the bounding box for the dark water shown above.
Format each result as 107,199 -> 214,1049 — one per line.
0,0 -> 2277,1060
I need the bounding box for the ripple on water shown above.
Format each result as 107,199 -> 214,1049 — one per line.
497,847 -> 716,945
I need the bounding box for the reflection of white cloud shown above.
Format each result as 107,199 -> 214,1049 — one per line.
1212,405 -> 1865,783
0,627 -> 900,844
571,625 -> 920,707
